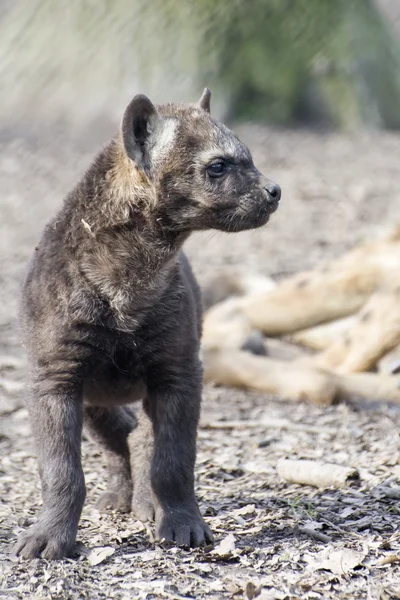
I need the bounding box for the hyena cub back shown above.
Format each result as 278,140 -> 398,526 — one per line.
16,88 -> 281,559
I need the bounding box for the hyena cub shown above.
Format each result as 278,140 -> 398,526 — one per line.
16,89 -> 281,559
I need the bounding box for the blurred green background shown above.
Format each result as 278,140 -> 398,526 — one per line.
1,0 -> 400,130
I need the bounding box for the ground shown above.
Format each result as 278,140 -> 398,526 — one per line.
1,122 -> 400,599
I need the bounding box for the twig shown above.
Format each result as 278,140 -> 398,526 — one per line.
201,417 -> 335,435
298,526 -> 331,543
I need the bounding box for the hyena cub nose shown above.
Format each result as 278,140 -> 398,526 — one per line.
261,178 -> 281,212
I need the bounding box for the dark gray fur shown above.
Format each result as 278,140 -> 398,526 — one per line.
15,89 -> 281,559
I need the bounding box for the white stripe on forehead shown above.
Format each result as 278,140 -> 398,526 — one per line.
197,138 -> 251,165
149,117 -> 178,165
199,120 -> 252,163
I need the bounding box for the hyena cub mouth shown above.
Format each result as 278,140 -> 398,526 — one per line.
15,87 -> 281,560
208,168 -> 281,233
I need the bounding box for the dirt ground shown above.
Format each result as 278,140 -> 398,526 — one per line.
1,121 -> 400,599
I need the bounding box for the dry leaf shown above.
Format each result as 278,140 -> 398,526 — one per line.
234,504 -> 256,517
257,589 -> 287,600
211,533 -> 237,559
303,520 -> 324,531
86,546 -> 115,566
339,506 -> 355,519
309,548 -> 366,575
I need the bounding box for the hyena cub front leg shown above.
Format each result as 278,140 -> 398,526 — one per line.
146,361 -> 214,548
129,365 -> 213,547
15,386 -> 86,560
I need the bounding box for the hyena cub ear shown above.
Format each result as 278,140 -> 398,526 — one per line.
121,94 -> 159,170
198,87 -> 211,113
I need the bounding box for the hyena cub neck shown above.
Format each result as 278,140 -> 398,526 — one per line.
16,89 -> 281,560
65,88 -> 281,309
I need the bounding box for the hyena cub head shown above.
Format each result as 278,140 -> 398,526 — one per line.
120,88 -> 281,233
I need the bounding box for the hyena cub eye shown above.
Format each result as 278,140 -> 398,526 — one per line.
206,160 -> 228,178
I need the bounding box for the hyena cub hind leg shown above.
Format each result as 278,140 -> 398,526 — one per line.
128,408 -> 155,522
84,406 -> 136,512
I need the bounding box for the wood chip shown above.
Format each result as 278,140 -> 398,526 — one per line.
377,554 -> 400,566
277,459 -> 359,489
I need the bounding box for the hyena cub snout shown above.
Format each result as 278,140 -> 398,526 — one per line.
199,136 -> 281,233
218,167 -> 281,233
198,157 -> 281,233
260,176 -> 281,213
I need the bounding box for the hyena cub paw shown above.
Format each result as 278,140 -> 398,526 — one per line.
131,485 -> 155,522
155,504 -> 214,548
96,487 -> 132,513
15,522 -> 78,560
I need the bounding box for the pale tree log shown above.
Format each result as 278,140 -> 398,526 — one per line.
202,296 -> 307,360
202,270 -> 275,311
202,297 -> 256,352
292,316 -> 356,351
203,348 -> 337,406
202,229 -> 400,403
313,286 -> 400,372
378,343 -> 400,374
332,370 -> 400,402
203,230 -> 400,339
203,348 -> 400,406
240,230 -> 400,335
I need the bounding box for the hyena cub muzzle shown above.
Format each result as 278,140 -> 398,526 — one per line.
15,88 -> 281,559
